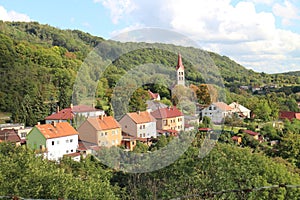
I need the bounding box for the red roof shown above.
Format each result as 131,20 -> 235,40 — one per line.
45,105 -> 102,120
45,108 -> 73,120
127,111 -> 156,124
0,129 -> 21,143
86,116 -> 121,131
214,102 -> 233,111
35,122 -> 78,139
232,136 -> 241,141
279,111 -> 300,121
243,130 -> 259,136
151,106 -> 183,119
176,53 -> 185,70
148,90 -> 159,100
198,128 -> 212,132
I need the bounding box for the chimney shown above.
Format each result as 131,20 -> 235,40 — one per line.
51,121 -> 56,127
56,106 -> 60,113
70,103 -> 73,109
99,114 -> 104,120
37,122 -> 40,125
137,111 -> 141,115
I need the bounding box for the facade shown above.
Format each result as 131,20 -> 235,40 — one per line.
119,111 -> 157,138
176,53 -> 185,86
229,102 -> 251,118
151,106 -> 184,132
77,115 -> 122,148
26,122 -> 79,161
45,104 -> 104,124
200,102 -> 233,124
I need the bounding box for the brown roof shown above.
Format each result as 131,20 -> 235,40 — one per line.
0,129 -> 21,143
72,105 -> 101,112
148,90 -> 159,100
127,111 -> 156,124
279,111 -> 300,121
87,116 -> 121,131
214,102 -> 233,111
151,106 -> 183,119
35,122 -> 78,139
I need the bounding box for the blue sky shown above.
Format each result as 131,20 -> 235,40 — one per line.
0,0 -> 300,74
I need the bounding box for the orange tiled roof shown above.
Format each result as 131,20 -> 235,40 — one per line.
151,106 -> 183,119
128,111 -> 156,124
214,102 -> 233,111
35,122 -> 78,139
87,116 -> 121,130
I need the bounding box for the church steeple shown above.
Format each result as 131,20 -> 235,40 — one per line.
176,53 -> 185,86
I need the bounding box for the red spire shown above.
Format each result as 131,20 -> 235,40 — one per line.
176,53 -> 184,70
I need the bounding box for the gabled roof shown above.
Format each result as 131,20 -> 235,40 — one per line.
151,106 -> 183,119
45,108 -> 73,120
35,122 -> 78,139
279,111 -> 300,121
148,90 -> 160,100
86,116 -> 121,131
229,102 -> 251,112
45,105 -> 103,120
213,102 -> 233,111
176,53 -> 185,70
0,129 -> 21,143
127,111 -> 156,124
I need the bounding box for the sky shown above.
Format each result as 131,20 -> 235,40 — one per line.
0,0 -> 300,74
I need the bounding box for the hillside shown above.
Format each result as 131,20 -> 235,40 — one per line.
0,21 -> 298,125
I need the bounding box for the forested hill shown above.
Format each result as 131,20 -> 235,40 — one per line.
279,71 -> 300,77
0,21 -> 298,125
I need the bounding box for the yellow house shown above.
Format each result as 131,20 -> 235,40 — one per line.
151,106 -> 184,132
78,115 -> 122,148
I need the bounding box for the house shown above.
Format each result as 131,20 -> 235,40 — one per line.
229,102 -> 251,118
0,129 -> 21,146
279,111 -> 300,121
199,102 -> 233,124
121,132 -> 137,151
45,104 -> 104,125
119,111 -> 157,138
148,90 -> 161,101
242,130 -> 259,140
232,136 -> 242,145
0,123 -> 24,131
77,115 -> 122,148
0,123 -> 32,144
151,106 -> 184,133
26,122 -> 79,161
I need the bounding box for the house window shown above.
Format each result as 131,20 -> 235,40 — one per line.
66,140 -> 69,143
116,130 -> 118,134
125,125 -> 127,128
71,149 -> 73,153
101,132 -> 104,136
163,120 -> 167,126
66,150 -> 69,153
140,134 -> 142,138
112,140 -> 115,145
52,141 -> 54,146
70,139 -> 73,143
143,133 -> 145,137
57,141 -> 59,144
112,130 -> 115,135
21,132 -> 27,138
143,125 -> 145,129
140,125 -> 142,129
214,107 -> 216,110
105,132 -> 107,136
209,107 -> 212,110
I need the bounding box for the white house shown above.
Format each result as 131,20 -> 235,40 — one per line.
229,102 -> 251,118
119,111 -> 157,138
26,122 -> 79,161
200,102 -> 233,124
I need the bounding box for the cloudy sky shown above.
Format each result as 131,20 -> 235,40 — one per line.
0,0 -> 300,73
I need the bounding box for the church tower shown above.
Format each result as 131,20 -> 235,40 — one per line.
176,53 -> 185,86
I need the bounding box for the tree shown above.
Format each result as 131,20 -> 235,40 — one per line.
129,88 -> 150,112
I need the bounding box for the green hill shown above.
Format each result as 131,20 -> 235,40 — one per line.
0,21 -> 298,125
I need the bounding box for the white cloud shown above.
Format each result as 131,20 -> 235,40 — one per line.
0,6 -> 30,22
94,0 -> 136,24
272,0 -> 300,26
98,0 -> 300,73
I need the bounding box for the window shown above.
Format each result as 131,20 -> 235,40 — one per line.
21,132 -> 27,138
105,132 -> 107,136
71,149 -> 73,153
70,139 -> 73,143
116,130 -> 118,134
163,120 -> 167,126
116,139 -> 118,144
209,107 -> 212,110
140,125 -> 142,129
66,139 -> 69,143
214,107 -> 216,110
125,125 -> 127,128
112,130 -> 115,135
66,150 -> 69,153
57,141 -> 59,144
140,134 -> 142,137
112,140 -> 115,145
52,141 -> 54,145
143,125 -> 145,129
101,132 -> 104,136
143,133 -> 145,137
